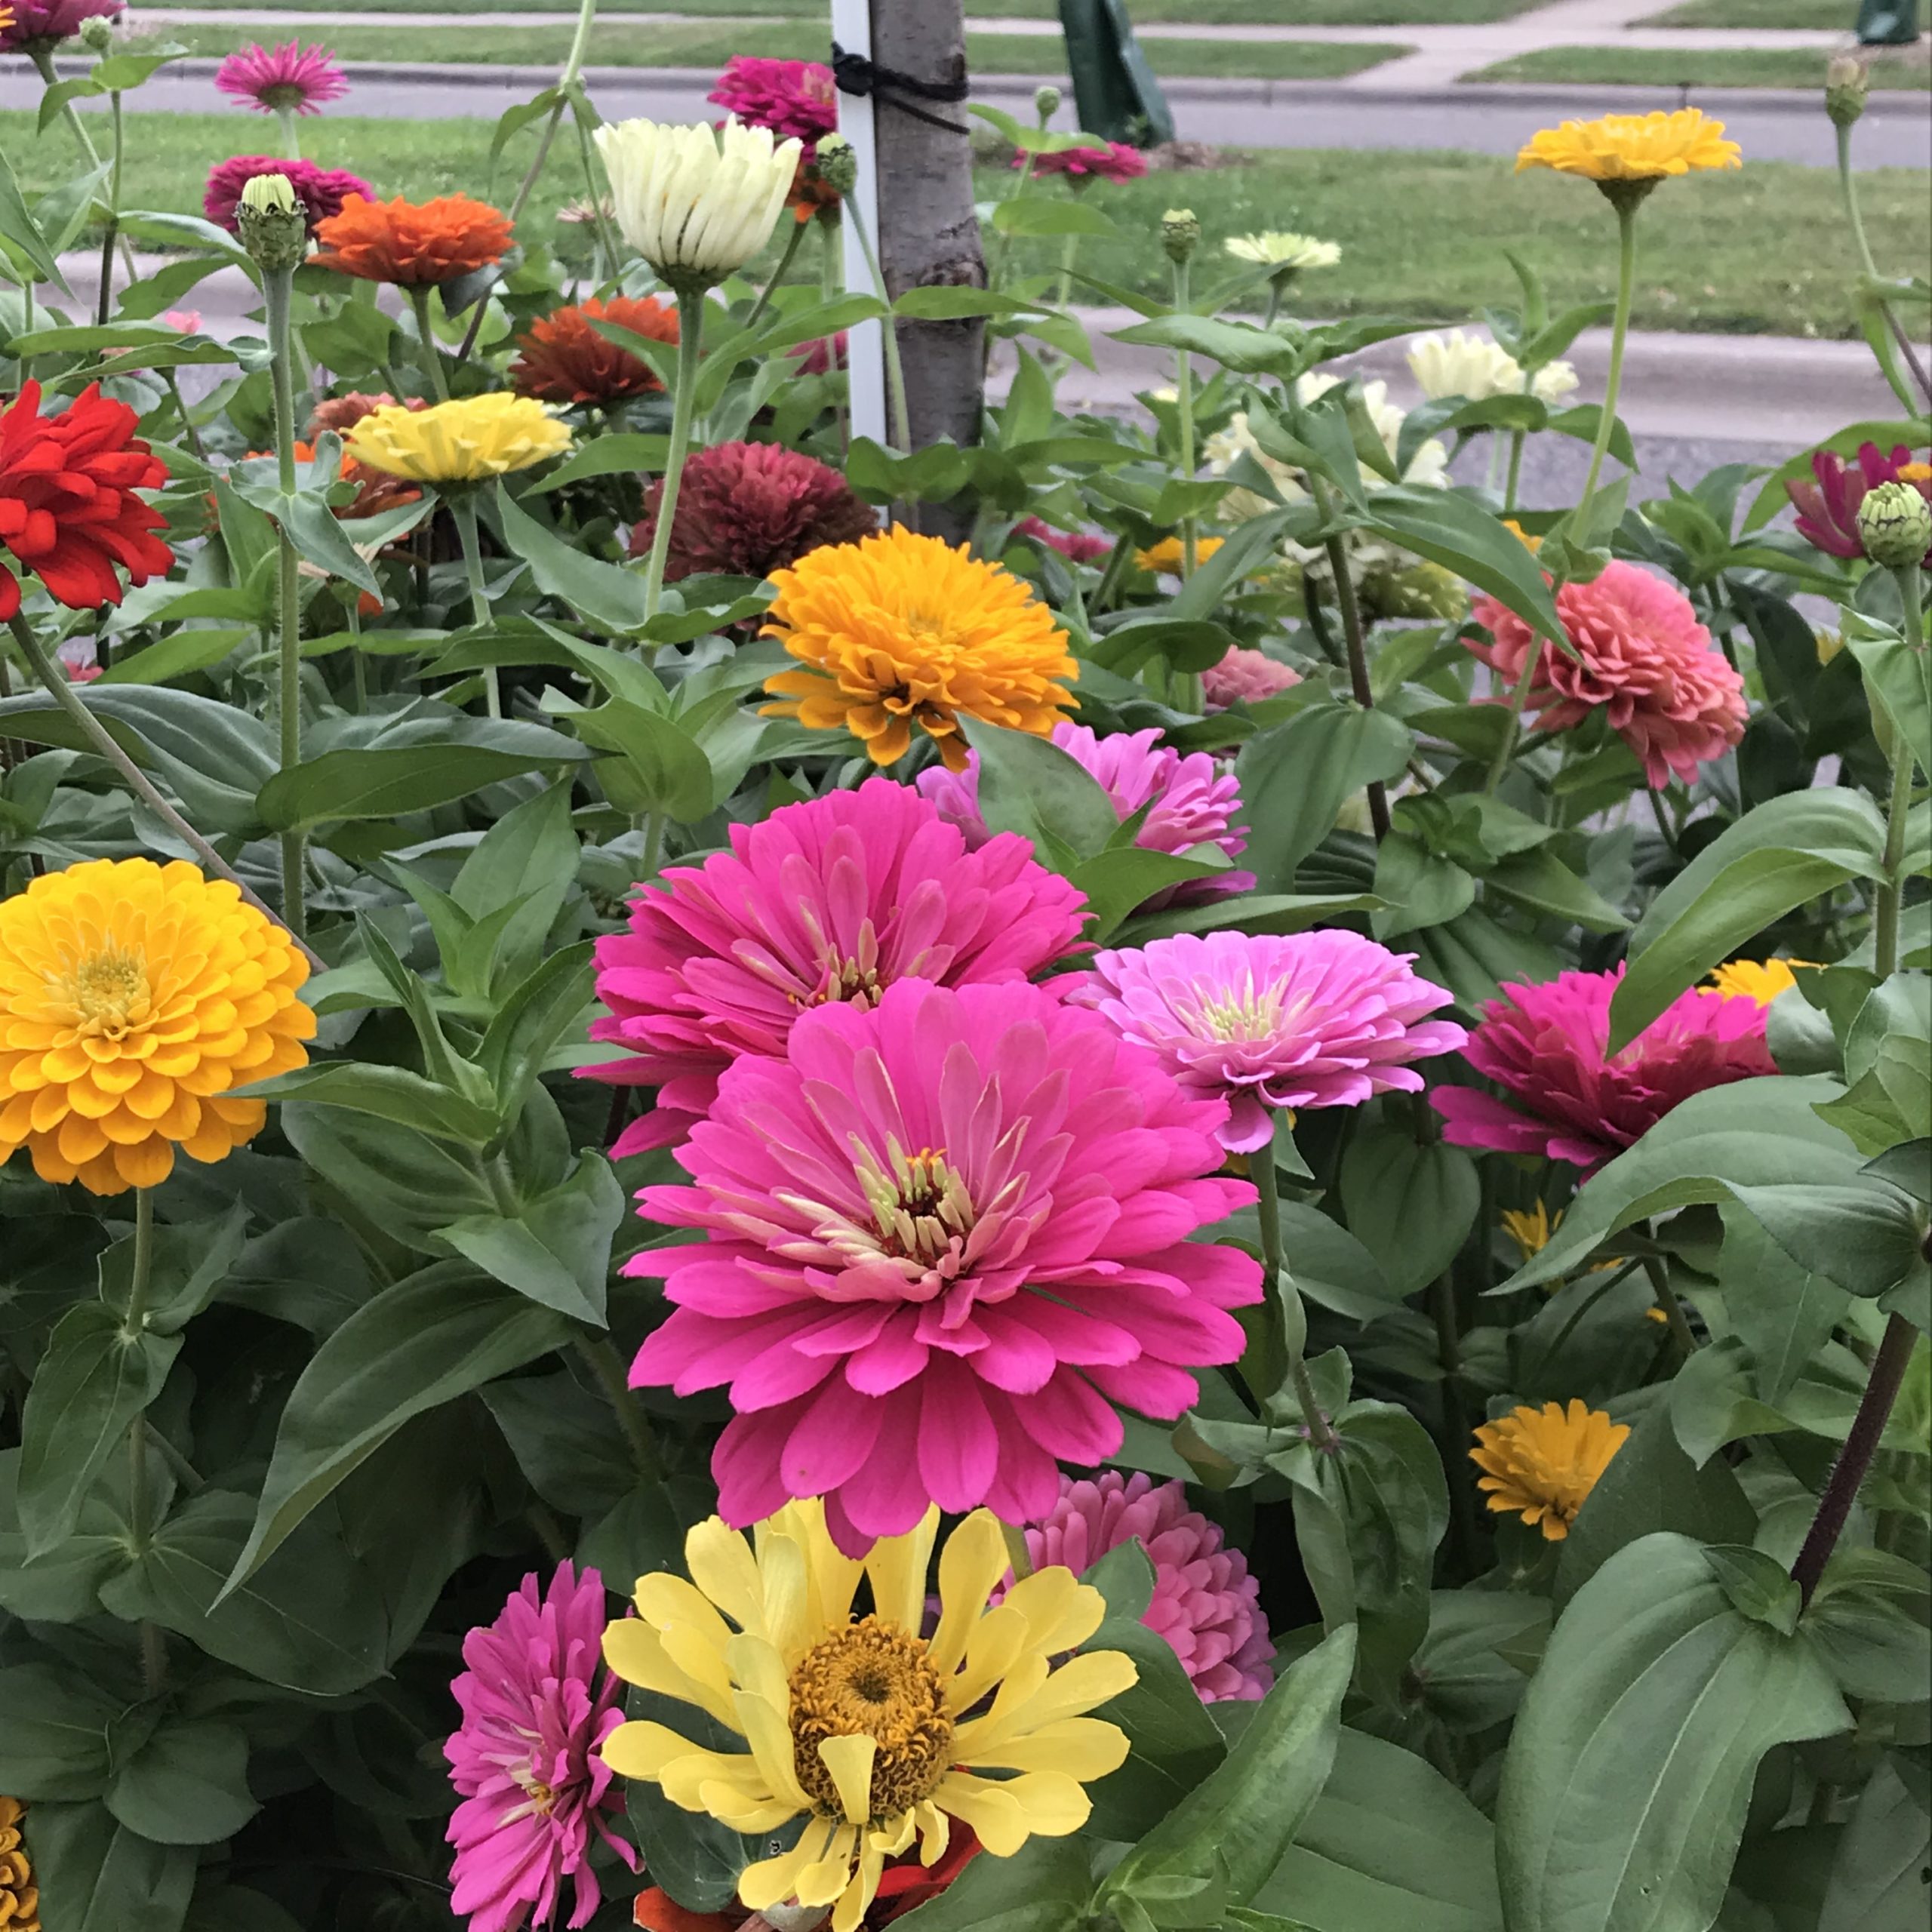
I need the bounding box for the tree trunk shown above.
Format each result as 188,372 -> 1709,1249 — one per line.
869,0 -> 985,539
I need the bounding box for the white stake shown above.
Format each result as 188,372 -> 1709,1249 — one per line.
829,0 -> 890,448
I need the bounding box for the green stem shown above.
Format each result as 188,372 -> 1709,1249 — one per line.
275,101 -> 300,161
1484,644 -> 1543,795
95,91 -> 122,328
1308,473 -> 1389,839
31,47 -> 138,285
577,1335 -> 661,1480
1875,563 -> 1922,980
846,201 -> 909,454
983,150 -> 1039,300
123,1189 -> 168,1694
1579,198 -> 1638,516
742,214 -> 808,334
1641,1255 -> 1698,1358
1173,257 -> 1196,578
409,285 -> 451,402
448,493 -> 501,718
571,105 -> 622,283
635,808 -> 665,885
641,287 -> 706,621
264,262 -> 307,941
1503,427 -> 1526,512
1053,230 -> 1081,312
1836,123 -> 1930,408
1001,1521 -> 1035,1581
1253,1136 -> 1340,1452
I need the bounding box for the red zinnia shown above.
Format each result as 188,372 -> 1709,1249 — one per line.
1786,441 -> 1932,564
0,381 -> 172,620
205,155 -> 372,235
511,296 -> 678,407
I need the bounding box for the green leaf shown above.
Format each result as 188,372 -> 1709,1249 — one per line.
0,143 -> 69,288
1716,1196 -> 1854,1405
960,714 -> 1121,860
0,1451 -> 126,1624
238,1060 -> 500,1146
281,1105 -> 500,1251
496,481 -> 652,632
1339,1126 -> 1479,1300
1802,1548 -> 1932,1705
1112,312 -> 1300,376
1845,624 -> 1932,781
1725,1180 -> 1927,1300
568,694 -> 717,821
1235,705 -> 1414,892
989,195 -> 1119,239
23,1799 -> 197,1932
1363,485 -> 1567,645
478,940 -> 597,1120
105,1721 -> 257,1846
1819,1753 -> 1930,1932
0,1663 -> 120,1799
439,1151 -> 624,1327
480,1371 -> 637,1519
888,1834 -> 1093,1932
1483,847 -> 1629,934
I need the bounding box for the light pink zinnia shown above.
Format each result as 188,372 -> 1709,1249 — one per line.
1202,646 -> 1302,710
709,56 -> 838,151
1429,965 -> 1777,1177
629,977 -> 1262,1552
1021,139 -> 1149,183
204,155 -> 373,234
1077,929 -> 1466,1153
445,1564 -> 636,1932
1025,1471 -> 1273,1701
583,779 -> 1088,1155
1014,515 -> 1111,565
214,41 -> 349,116
0,0 -> 121,51
916,721 -> 1252,907
1469,561 -> 1746,789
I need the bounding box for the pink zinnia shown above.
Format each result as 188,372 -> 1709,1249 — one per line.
1077,929 -> 1466,1154
916,721 -> 1252,907
205,155 -> 373,235
0,0 -> 121,51
1014,515 -> 1111,565
215,41 -> 349,116
629,977 -> 1261,1551
1429,965 -> 1777,1177
709,56 -> 838,152
1469,561 -> 1745,790
1024,1471 -> 1273,1702
160,309 -> 202,334
791,330 -> 848,376
583,779 -> 1088,1155
1786,441 -> 1932,564
445,1564 -> 636,1932
1020,139 -> 1149,183
1202,646 -> 1302,710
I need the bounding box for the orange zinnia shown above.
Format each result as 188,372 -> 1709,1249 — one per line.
312,192 -> 512,286
510,294 -> 678,407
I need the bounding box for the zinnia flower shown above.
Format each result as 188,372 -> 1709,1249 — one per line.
307,390 -> 417,438
160,309 -> 202,334
0,1797 -> 38,1932
626,438 -> 876,583
598,1500 -> 1135,1932
1786,442 -> 1932,565
204,154 -> 372,235
1468,560 -> 1746,789
583,777 -> 1086,1154
1471,1400 -> 1629,1540
1023,1471 -> 1273,1702
1429,964 -> 1777,1177
510,295 -> 678,407
446,1564 -> 637,1932
915,721 -> 1253,907
1021,139 -> 1147,183
761,527 -> 1078,770
595,117 -> 801,285
1013,515 -> 1109,565
1515,109 -> 1741,186
1077,929 -> 1466,1154
1500,1200 -> 1561,1264
1406,328 -> 1526,402
291,439 -> 420,519
628,977 -> 1261,1545
0,858 -> 315,1195
214,40 -> 347,115
346,395 -> 571,485
0,380 -> 172,620
1136,534 -> 1223,574
0,0 -> 118,51
1704,957 -> 1813,1005
708,55 -> 838,151
312,192 -> 513,286
1225,230 -> 1340,271
1202,646 -> 1301,709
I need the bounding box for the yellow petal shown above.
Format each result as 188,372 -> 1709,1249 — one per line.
955,1715 -> 1131,1780
686,1517 -> 765,1635
696,1780 -> 804,1833
928,1509 -> 1009,1679
798,1823 -> 863,1907
602,1619 -> 740,1733
660,1747 -> 773,1815
1002,1567 -> 1103,1657
983,1647 -> 1139,1742
946,1604 -> 1035,1716
818,1732 -> 878,1825
597,1718 -> 714,1782
932,1770 -> 1028,1855
864,1505 -> 940,1634
740,1815 -> 838,1912
729,1672 -> 811,1810
758,1524 -> 812,1662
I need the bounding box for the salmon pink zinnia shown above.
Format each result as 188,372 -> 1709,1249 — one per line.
627,977 -> 1262,1552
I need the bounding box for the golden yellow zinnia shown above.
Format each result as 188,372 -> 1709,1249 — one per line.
1137,534 -> 1225,574
0,858 -> 314,1196
343,392 -> 571,485
1,1798 -> 42,1932
598,1499 -> 1134,1932
1704,957 -> 1813,1006
1471,1399 -> 1629,1541
1500,1200 -> 1560,1265
761,527 -> 1078,770
1515,109 -> 1741,192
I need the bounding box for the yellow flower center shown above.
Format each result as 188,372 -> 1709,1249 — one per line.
54,945 -> 152,1040
854,1143 -> 973,1268
1897,463 -> 1930,484
787,1616 -> 953,1821
1198,983 -> 1287,1042
808,955 -> 886,1010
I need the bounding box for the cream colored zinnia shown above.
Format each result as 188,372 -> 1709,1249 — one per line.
344,393 -> 571,485
1226,230 -> 1340,272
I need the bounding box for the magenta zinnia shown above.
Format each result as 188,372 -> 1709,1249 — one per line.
444,1564 -> 636,1932
214,40 -> 349,116
583,779 -> 1086,1155
1020,140 -> 1149,183
1429,965 -> 1777,1177
0,0 -> 119,51
1077,929 -> 1466,1153
204,155 -> 373,234
708,55 -> 838,151
628,977 -> 1262,1552
1023,1471 -> 1274,1702
1786,441 -> 1932,564
1013,515 -> 1111,565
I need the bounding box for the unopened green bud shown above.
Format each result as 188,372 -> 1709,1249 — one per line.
1033,83 -> 1062,123
814,133 -> 857,198
1161,207 -> 1199,265
78,14 -> 115,51
235,172 -> 309,272
1857,480 -> 1932,569
1825,53 -> 1869,128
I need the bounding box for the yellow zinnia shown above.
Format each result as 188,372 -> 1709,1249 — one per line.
344,392 -> 571,485
1515,109 -> 1741,188
1471,1399 -> 1629,1541
761,527 -> 1078,770
598,1499 -> 1135,1932
1136,534 -> 1225,574
1500,1200 -> 1560,1264
0,1798 -> 38,1932
0,858 -> 314,1195
1704,957 -> 1813,1006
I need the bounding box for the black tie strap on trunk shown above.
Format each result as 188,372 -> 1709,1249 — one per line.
831,43 -> 971,137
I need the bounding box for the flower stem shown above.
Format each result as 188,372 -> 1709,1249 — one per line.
641,286 -> 706,622
1874,563 -> 1923,980
1641,1255 -> 1698,1358
844,198 -> 910,455
1579,198 -> 1638,518
275,101 -> 300,162
95,91 -> 123,327
123,1189 -> 168,1694
743,214 -> 808,334
1001,1521 -> 1034,1581
32,46 -> 139,285
1836,122 -> 1931,408
1307,473 -> 1390,840
577,1335 -> 660,1481
1173,256 -> 1197,578
1252,1133 -> 1341,1452
1483,645 -> 1543,795
1503,427 -> 1526,512
264,260 -> 307,940
448,493 -> 500,718
408,285 -> 451,402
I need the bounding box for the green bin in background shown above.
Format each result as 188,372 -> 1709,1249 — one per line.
1057,0 -> 1176,146
1856,0 -> 1919,44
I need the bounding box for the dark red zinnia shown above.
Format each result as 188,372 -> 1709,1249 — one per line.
204,154 -> 372,235
1786,440 -> 1932,563
511,296 -> 679,408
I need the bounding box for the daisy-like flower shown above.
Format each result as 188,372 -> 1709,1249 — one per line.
1703,957 -> 1814,1006
0,1797 -> 38,1932
1469,561 -> 1746,789
204,155 -> 372,235
1020,138 -> 1147,184
0,0 -> 118,52
601,1501 -> 1133,1932
1515,109 -> 1741,192
1023,1471 -> 1273,1702
214,40 -> 348,117
1137,534 -> 1224,574
1471,1400 -> 1629,1540
628,977 -> 1260,1546
761,527 -> 1078,770
1201,646 -> 1301,710
1786,442 -> 1932,565
1076,929 -> 1466,1154
0,858 -> 314,1195
445,1564 -> 638,1932
708,55 -> 838,151
511,294 -> 678,408
1225,231 -> 1340,272
1406,328 -> 1528,403
915,721 -> 1253,907
1430,965 -> 1777,1178
345,395 -> 571,486
583,778 -> 1086,1155
1500,1200 -> 1561,1265
312,192 -> 513,287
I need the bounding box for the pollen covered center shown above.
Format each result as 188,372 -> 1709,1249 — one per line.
55,944 -> 152,1039
855,1140 -> 974,1268
788,1615 -> 953,1820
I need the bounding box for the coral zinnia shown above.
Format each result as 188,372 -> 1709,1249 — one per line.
583,777 -> 1085,1154
446,1564 -> 637,1932
346,395 -> 571,485
708,55 -> 838,151
1078,929 -> 1466,1154
761,528 -> 1078,769
0,1796 -> 38,1932
312,192 -> 512,286
1201,646 -> 1302,709
626,438 -> 876,583
601,1501 -> 1132,1932
1023,1471 -> 1273,1702
0,858 -> 314,1195
1469,560 -> 1746,789
1429,965 -> 1777,1177
214,40 -> 347,115
1020,139 -> 1148,183
627,977 -> 1260,1545
1515,109 -> 1740,186
0,380 -> 172,620
511,295 -> 678,407
915,721 -> 1252,906
1471,1400 -> 1629,1540
1786,442 -> 1932,565
204,154 -> 371,235
0,0 -> 117,51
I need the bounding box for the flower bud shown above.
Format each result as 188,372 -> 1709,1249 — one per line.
78,14 -> 115,51
814,131 -> 858,198
235,172 -> 309,273
1825,53 -> 1869,128
1857,480 -> 1932,569
1161,207 -> 1200,266
1033,83 -> 1062,123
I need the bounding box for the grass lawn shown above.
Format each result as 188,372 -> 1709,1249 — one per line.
1637,0 -> 1857,23
147,0 -> 1543,20
1467,45 -> 1930,86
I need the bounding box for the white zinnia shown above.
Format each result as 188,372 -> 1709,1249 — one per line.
1532,359 -> 1580,404
1226,230 -> 1341,272
594,116 -> 801,284
1406,328 -> 1525,403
